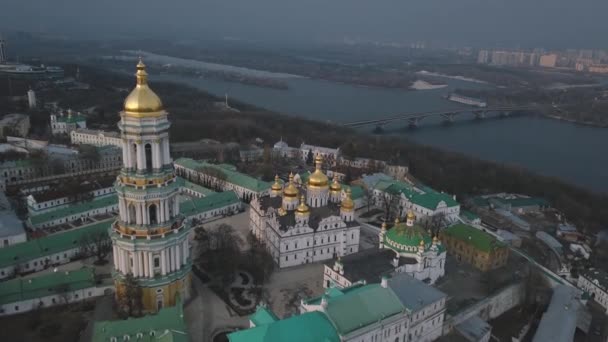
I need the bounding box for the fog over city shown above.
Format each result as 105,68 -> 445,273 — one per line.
1,0 -> 607,47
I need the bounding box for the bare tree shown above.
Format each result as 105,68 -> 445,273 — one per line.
422,212 -> 447,237
79,230 -> 111,264
363,187 -> 375,214
118,273 -> 143,317
380,192 -> 399,222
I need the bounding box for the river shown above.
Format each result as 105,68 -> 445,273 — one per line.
148,69 -> 608,194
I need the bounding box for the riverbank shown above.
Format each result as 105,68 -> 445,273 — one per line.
541,114 -> 608,128
410,80 -> 448,90
416,70 -> 489,84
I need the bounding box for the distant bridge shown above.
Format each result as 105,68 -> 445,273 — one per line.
342,106 -> 535,128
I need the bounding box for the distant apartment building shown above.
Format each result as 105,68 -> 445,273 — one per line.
539,54 -> 558,68
577,268 -> 608,312
70,128 -> 121,147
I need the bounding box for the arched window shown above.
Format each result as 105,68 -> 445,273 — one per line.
149,204 -> 157,225
128,204 -> 136,224
145,143 -> 153,171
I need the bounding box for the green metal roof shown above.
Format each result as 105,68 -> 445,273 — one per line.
323,283 -> 404,335
250,306 -> 279,327
179,191 -> 240,217
56,114 -> 86,123
443,224 -> 506,253
29,195 -> 117,226
0,267 -> 97,305
92,305 -> 188,342
384,223 -> 432,251
175,177 -> 214,196
407,190 -> 459,210
228,311 -> 339,342
461,210 -> 480,221
175,158 -> 271,192
0,219 -> 113,268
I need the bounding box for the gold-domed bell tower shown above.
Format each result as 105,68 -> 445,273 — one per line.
112,59 -> 192,314
340,188 -> 355,222
307,155 -> 329,208
329,174 -> 342,204
406,210 -> 416,227
282,172 -> 299,210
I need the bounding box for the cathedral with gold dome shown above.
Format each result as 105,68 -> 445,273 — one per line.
379,210 -> 446,284
250,156 -> 360,268
110,59 -> 191,313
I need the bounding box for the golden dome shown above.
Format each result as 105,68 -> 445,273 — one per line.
381,222 -> 387,231
123,59 -> 165,117
283,172 -> 299,198
330,174 -> 342,193
308,155 -> 329,188
394,217 -> 400,224
296,195 -> 310,215
271,175 -> 283,193
341,188 -> 355,211
407,210 -> 416,221
419,239 -> 426,247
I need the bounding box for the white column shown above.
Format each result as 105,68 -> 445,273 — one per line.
148,252 -> 154,278
173,245 -> 179,271
163,138 -> 171,165
119,249 -> 125,273
161,250 -> 167,276
158,199 -> 165,223
119,198 -> 126,222
173,199 -> 179,217
133,251 -> 140,277
141,203 -> 148,225
142,252 -> 148,278
182,240 -> 188,265
121,140 -> 129,168
153,141 -> 161,169
113,245 -> 118,270
135,203 -> 142,225
165,199 -> 171,221
155,204 -> 160,225
176,245 -> 181,270
136,142 -> 145,171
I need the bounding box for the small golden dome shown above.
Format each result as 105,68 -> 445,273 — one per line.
330,174 -> 342,192
341,188 -> 354,211
123,59 -> 165,117
394,217 -> 400,224
296,195 -> 310,215
381,222 -> 387,231
283,172 -> 299,198
407,210 -> 416,221
419,239 -> 425,247
308,155 -> 329,188
271,175 -> 283,193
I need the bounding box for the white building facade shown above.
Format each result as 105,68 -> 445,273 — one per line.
70,128 -> 122,147
250,157 -> 360,268
577,269 -> 608,312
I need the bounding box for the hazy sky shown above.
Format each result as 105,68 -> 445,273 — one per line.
1,0 -> 607,48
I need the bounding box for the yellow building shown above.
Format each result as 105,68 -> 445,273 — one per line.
440,224 -> 509,271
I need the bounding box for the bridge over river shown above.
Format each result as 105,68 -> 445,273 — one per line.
343,106 -> 536,128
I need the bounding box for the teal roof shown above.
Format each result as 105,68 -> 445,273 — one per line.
175,177 -> 214,196
250,306 -> 279,327
29,195 -> 117,226
0,267 -> 96,305
384,223 -> 433,251
461,210 -> 480,221
92,305 -> 188,342
0,219 -> 113,268
323,283 -> 404,335
56,114 -> 86,123
228,311 -> 339,342
443,224 -> 506,253
373,180 -> 459,210
175,158 -> 271,192
179,191 -> 240,217
343,185 -> 364,200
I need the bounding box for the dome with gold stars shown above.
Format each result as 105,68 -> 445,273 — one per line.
123,59 -> 165,117
383,215 -> 432,253
308,155 -> 329,188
